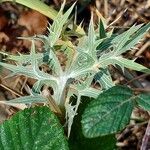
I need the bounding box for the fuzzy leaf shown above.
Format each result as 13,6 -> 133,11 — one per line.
82,86 -> 134,138
0,106 -> 69,150
69,97 -> 117,150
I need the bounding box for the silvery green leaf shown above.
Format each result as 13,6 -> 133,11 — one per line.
0,62 -> 37,79
65,84 -> 101,137
2,95 -> 47,105
47,47 -> 63,75
48,2 -> 75,47
73,74 -> 93,91
32,80 -> 58,95
69,52 -> 95,78
87,15 -> 97,58
112,57 -> 150,73
95,68 -> 114,90
118,22 -> 150,55
6,53 -> 43,65
79,87 -> 101,99
99,52 -> 150,73
97,23 -> 149,56
65,93 -> 81,137
30,41 -> 57,80
114,24 -> 143,55
61,43 -> 75,71
96,34 -> 116,54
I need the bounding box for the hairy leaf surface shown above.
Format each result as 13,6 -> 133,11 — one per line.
0,106 -> 69,150
136,93 -> 150,111
82,86 -> 134,138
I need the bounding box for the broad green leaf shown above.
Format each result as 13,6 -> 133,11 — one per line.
136,93 -> 150,111
69,97 -> 117,150
0,106 -> 69,150
82,86 -> 134,138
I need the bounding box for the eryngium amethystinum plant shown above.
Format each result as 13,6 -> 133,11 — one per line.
0,3 -> 150,136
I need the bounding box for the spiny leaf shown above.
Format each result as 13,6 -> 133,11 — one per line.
99,53 -> 150,74
96,34 -> 116,54
112,57 -> 150,73
95,68 -> 114,90
82,86 -> 134,138
3,95 -> 47,104
87,14 -> 96,58
0,61 -> 56,81
0,62 -> 37,79
32,80 -> 58,95
47,47 -> 63,75
97,23 -> 150,56
114,24 -> 143,55
68,52 -> 95,78
119,22 -> 150,55
48,2 -> 75,47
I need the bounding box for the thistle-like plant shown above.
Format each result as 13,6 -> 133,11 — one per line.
0,3 -> 150,137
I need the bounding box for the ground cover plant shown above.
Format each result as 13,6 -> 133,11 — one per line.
0,1 -> 150,149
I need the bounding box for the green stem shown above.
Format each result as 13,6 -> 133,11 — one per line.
1,0 -> 58,20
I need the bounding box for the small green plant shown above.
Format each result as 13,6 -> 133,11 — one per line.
0,2 -> 150,149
